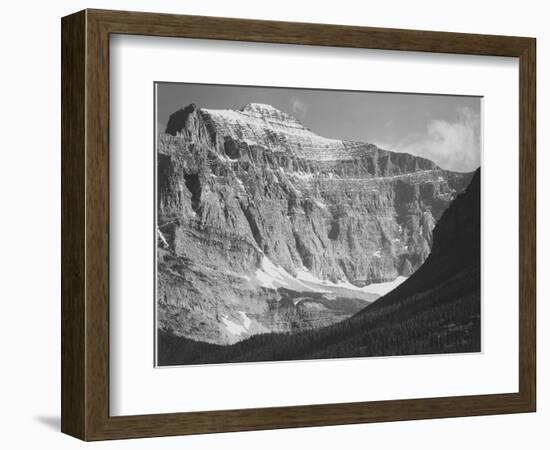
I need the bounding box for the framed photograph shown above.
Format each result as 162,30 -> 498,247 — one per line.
61,9 -> 536,440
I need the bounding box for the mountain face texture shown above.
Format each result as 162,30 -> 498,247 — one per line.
158,170 -> 481,365
157,103 -> 473,345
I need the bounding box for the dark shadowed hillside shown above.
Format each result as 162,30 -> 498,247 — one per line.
158,169 -> 481,366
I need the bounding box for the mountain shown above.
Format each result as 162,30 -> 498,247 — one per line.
158,169 -> 481,365
157,102 -> 473,345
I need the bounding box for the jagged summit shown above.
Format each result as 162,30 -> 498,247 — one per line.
166,102 -> 371,161
201,103 -> 306,132
164,102 -> 448,171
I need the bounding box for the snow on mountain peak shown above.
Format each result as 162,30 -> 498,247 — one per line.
240,102 -> 301,124
242,102 -> 286,114
198,103 -> 367,161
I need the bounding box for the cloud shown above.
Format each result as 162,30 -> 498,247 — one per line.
386,106 -> 481,172
289,97 -> 308,119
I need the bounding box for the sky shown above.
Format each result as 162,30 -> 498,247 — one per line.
156,82 -> 481,173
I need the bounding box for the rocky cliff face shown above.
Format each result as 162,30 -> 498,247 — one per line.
158,170 -> 481,366
157,102 -> 473,345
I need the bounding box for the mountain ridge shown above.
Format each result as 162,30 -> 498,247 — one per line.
165,102 -> 448,166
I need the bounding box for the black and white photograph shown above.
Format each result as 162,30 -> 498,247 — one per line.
155,82 -> 482,366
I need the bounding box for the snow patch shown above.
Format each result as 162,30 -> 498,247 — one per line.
296,268 -> 374,293
315,200 -> 327,209
221,315 -> 247,336
254,259 -> 408,299
360,276 -> 408,296
239,311 -> 251,330
254,257 -> 324,292
295,269 -> 325,284
291,171 -> 314,180
157,228 -> 169,247
296,268 -> 407,297
373,249 -> 382,258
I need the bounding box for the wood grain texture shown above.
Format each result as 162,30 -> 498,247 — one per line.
89,8 -> 533,56
60,10 -> 86,439
518,38 -> 536,410
60,8 -> 537,441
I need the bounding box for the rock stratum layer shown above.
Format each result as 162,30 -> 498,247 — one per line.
157,102 -> 473,345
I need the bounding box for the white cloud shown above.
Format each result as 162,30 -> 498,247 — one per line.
289,97 -> 308,119
385,106 -> 481,172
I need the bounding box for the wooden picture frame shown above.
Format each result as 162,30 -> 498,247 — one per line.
61,9 -> 536,441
